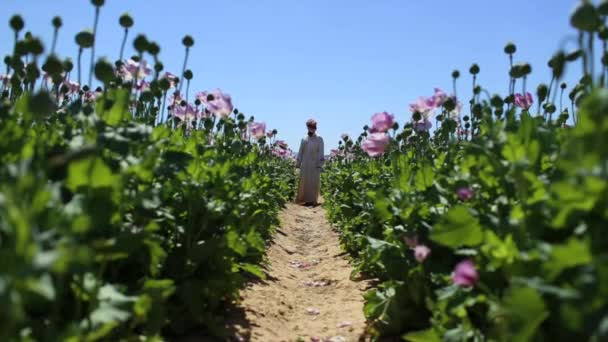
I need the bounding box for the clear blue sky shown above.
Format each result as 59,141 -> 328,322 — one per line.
1,0 -> 582,150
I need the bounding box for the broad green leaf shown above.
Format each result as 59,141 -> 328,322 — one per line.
238,263 -> 266,279
66,157 -> 117,191
543,237 -> 592,280
502,286 -> 548,342
415,164 -> 434,191
430,206 -> 483,247
96,88 -> 130,125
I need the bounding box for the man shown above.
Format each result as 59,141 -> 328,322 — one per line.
295,119 -> 324,206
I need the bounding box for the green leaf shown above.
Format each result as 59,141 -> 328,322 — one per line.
238,263 -> 266,279
430,206 -> 484,248
403,328 -> 441,342
96,88 -> 130,125
66,156 -> 117,191
543,237 -> 592,280
502,286 -> 548,342
414,164 -> 434,191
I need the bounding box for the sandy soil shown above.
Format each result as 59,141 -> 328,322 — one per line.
225,203 -> 371,342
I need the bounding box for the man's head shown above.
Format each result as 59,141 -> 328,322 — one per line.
306,119 -> 317,135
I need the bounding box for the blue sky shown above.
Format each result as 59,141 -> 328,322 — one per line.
1,0 -> 582,150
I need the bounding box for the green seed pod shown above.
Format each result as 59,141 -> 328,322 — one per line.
504,42 -> 517,55
63,58 -> 74,72
148,41 -> 160,56
443,97 -> 456,111
474,85 -> 481,95
183,69 -> 193,80
133,34 -> 148,53
91,0 -> 105,7
26,37 -> 44,55
452,70 -> 460,79
3,55 -> 11,66
560,82 -> 567,90
182,35 -> 194,47
537,84 -> 548,102
154,62 -> 164,73
490,94 -> 504,107
412,112 -> 422,121
94,58 -> 115,84
119,13 -> 134,29
543,103 -> 556,114
548,52 -> 566,79
42,54 -> 63,75
9,15 -> 25,32
75,30 -> 94,48
469,63 -> 480,75
159,78 -> 170,91
52,16 -> 62,29
570,2 -> 601,32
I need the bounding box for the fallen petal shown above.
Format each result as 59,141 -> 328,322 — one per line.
336,321 -> 353,328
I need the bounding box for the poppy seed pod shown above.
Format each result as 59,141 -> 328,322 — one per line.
148,42 -> 160,56
91,0 -> 105,7
154,62 -> 163,73
469,63 -> 480,75
504,42 -> 517,55
75,30 -> 94,48
537,84 -> 549,102
42,54 -> 63,75
560,82 -> 567,90
570,2 -> 600,32
26,37 -> 44,55
119,13 -> 134,29
9,15 -> 25,32
133,34 -> 149,53
183,69 -> 193,80
490,94 -> 504,108
452,70 -> 460,79
63,58 -> 74,72
182,35 -> 194,48
94,58 -> 115,84
52,16 -> 62,29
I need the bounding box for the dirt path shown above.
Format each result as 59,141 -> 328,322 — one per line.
229,203 -> 370,342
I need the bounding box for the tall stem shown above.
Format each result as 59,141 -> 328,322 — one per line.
51,28 -> 59,55
119,28 -> 129,61
178,48 -> 189,94
89,7 -> 100,88
77,48 -> 83,86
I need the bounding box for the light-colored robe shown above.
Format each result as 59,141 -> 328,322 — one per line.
296,135 -> 324,204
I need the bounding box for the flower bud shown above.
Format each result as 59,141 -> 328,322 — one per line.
63,58 -> 74,72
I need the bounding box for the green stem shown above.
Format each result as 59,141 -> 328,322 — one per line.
89,7 -> 100,88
